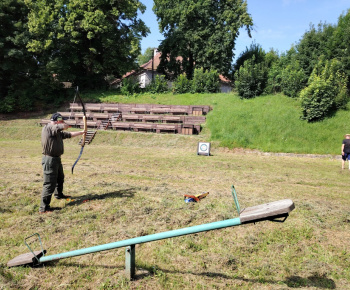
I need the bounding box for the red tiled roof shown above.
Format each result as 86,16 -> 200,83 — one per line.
111,51 -> 231,84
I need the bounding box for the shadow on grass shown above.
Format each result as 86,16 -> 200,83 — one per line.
285,275 -> 336,289
65,188 -> 136,207
133,265 -> 336,289
20,261 -> 336,288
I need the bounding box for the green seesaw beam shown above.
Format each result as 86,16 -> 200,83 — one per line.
7,188 -> 295,280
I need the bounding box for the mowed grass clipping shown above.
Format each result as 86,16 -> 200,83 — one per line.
82,91 -> 350,155
0,114 -> 350,289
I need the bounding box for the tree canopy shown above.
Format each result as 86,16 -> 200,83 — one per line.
25,0 -> 150,88
153,0 -> 253,80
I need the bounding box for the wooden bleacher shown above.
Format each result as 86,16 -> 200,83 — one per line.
39,103 -> 212,135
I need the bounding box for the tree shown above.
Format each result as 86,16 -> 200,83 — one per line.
0,0 -> 34,111
234,55 -> 268,99
233,42 -> 265,75
25,0 -> 150,89
300,57 -> 348,122
137,47 -> 157,65
153,0 -> 253,80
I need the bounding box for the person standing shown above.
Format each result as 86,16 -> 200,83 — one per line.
341,134 -> 350,170
39,113 -> 85,213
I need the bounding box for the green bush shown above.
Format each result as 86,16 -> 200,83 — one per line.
173,74 -> 191,94
300,77 -> 336,122
281,63 -> 307,98
191,68 -> 220,93
147,75 -> 169,94
265,61 -> 283,94
121,77 -> 141,96
300,57 -> 349,122
234,56 -> 268,99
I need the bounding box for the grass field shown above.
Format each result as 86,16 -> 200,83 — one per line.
0,107 -> 349,289
81,91 -> 350,155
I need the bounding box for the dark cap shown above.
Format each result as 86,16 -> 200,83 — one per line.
50,113 -> 63,121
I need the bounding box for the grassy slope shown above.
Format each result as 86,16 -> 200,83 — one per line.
82,91 -> 350,155
0,92 -> 349,289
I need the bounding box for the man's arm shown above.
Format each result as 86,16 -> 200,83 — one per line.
342,144 -> 345,155
70,131 -> 86,138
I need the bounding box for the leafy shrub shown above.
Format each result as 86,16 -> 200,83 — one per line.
281,63 -> 307,98
0,95 -> 16,113
204,69 -> 220,93
266,62 -> 283,94
191,68 -> 220,93
121,77 -> 141,95
233,43 -> 266,73
300,58 -> 349,121
234,56 -> 268,99
300,77 -> 336,122
147,75 -> 169,94
173,74 -> 192,94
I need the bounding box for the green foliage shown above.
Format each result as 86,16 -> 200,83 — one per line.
233,43 -> 266,75
120,77 -> 140,96
146,75 -> 169,94
264,50 -> 282,94
137,47 -> 157,65
295,23 -> 335,76
172,74 -> 191,94
300,77 -> 336,122
281,62 -> 307,98
234,56 -> 268,99
191,68 -> 220,94
154,0 -> 253,79
300,57 -> 349,122
0,0 -> 37,112
25,0 -> 149,89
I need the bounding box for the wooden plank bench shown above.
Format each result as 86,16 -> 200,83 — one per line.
85,104 -> 102,112
58,112 -> 75,119
162,116 -> 183,123
74,112 -> 88,120
142,115 -> 162,122
169,108 -> 188,115
122,114 -> 141,122
69,103 -> 83,111
65,119 -> 80,127
156,124 -> 178,134
149,108 -> 170,114
111,122 -> 132,131
103,106 -> 121,113
184,116 -> 206,124
130,107 -> 149,114
78,121 -> 100,129
239,199 -> 295,224
91,113 -> 109,121
133,123 -> 155,132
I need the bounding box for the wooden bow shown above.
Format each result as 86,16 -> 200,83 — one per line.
71,86 -> 87,174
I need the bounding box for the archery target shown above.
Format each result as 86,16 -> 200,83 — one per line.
197,142 -> 211,156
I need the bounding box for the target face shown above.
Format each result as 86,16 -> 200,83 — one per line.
197,142 -> 211,156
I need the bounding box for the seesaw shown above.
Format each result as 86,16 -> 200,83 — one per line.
7,186 -> 295,280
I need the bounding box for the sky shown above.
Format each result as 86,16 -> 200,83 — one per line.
138,0 -> 350,60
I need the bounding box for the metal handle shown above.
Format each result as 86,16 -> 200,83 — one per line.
231,185 -> 241,215
24,233 -> 45,263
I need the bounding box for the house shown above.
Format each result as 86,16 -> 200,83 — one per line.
111,50 -> 232,93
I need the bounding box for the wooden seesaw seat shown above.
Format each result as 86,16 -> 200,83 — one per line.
239,199 -> 295,224
7,250 -> 46,268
